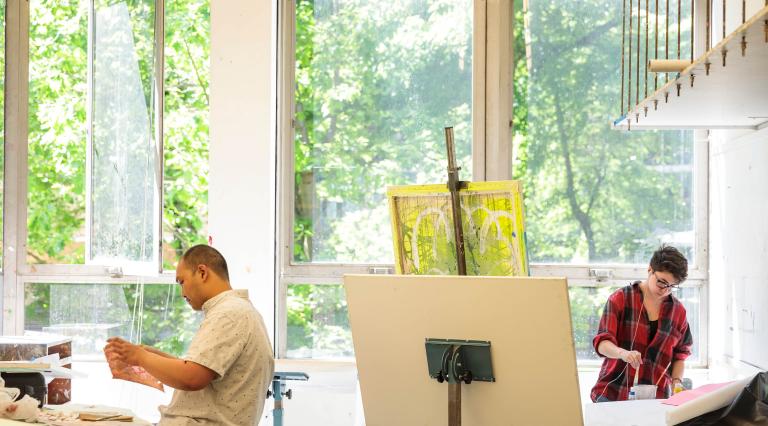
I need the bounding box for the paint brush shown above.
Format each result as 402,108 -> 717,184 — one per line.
655,360 -> 673,388
633,364 -> 640,387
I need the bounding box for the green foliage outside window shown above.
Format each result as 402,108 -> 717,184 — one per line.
518,0 -> 693,264
23,0 -> 209,357
292,0 -> 473,264
27,0 -> 88,264
287,284 -> 352,358
287,0 -> 698,359
25,283 -> 200,357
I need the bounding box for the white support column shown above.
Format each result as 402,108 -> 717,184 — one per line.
473,0 -> 514,182
209,0 -> 277,343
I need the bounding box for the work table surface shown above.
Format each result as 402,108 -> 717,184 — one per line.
584,399 -> 676,426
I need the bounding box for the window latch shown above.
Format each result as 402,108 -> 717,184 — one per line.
106,266 -> 124,278
589,268 -> 613,282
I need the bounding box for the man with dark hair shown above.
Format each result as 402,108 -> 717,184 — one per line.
179,244 -> 230,282
105,244 -> 274,425
591,245 -> 693,402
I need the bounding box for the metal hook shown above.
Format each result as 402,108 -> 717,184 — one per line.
741,35 -> 747,56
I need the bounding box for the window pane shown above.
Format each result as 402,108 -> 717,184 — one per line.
570,286 -> 700,363
287,284 -> 353,359
293,0 -> 473,264
162,0 -> 210,270
27,1 -> 163,267
27,0 -> 88,264
517,0 -> 695,264
25,282 -> 201,360
90,0 -> 159,271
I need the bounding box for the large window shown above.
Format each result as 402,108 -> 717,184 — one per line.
281,0 -> 707,363
519,0 -> 696,265
291,0 -> 473,265
25,282 -> 201,360
27,0 -> 161,270
282,0 -> 475,358
516,0 -> 705,363
25,0 -> 209,273
5,0 -> 210,355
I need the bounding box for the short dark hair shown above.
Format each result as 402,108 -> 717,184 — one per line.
181,244 -> 230,282
650,245 -> 688,284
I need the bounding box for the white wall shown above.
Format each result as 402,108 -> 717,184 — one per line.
709,127 -> 768,369
209,0 -> 276,342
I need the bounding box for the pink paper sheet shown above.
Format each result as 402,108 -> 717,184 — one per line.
661,381 -> 735,406
105,352 -> 164,391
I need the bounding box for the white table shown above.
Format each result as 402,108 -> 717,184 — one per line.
583,400 -> 676,426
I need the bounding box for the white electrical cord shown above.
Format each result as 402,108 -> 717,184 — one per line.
596,296 -> 645,402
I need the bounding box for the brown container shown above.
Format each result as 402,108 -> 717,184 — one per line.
0,335 -> 73,404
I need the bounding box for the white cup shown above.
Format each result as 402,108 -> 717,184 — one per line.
631,384 -> 658,400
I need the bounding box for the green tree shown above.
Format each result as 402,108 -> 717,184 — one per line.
27,0 -> 88,264
163,0 -> 210,267
287,0 -> 697,359
288,0 -> 474,357
516,0 -> 693,264
293,0 -> 473,263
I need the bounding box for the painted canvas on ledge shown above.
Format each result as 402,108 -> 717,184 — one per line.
387,180 -> 528,276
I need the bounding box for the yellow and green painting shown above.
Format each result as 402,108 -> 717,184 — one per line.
387,180 -> 528,276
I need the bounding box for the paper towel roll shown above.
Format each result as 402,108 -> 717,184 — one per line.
648,59 -> 692,73
665,376 -> 753,425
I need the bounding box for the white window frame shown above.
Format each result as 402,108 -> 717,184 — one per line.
275,0 -> 708,365
2,0 -> 175,336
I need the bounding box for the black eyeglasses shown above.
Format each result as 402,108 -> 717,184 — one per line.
653,272 -> 680,290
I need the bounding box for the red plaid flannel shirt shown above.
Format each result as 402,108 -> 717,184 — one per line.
591,282 -> 693,402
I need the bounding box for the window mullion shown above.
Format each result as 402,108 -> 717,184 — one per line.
472,0 -> 487,180
85,0 -> 95,266
3,0 -> 31,335
154,0 -> 166,274
276,0 -> 298,358
478,0 -> 514,181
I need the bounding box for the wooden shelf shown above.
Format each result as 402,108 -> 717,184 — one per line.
614,5 -> 768,130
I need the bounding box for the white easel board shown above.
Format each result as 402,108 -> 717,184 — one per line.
344,274 -> 583,425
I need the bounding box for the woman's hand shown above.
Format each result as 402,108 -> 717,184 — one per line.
619,349 -> 643,369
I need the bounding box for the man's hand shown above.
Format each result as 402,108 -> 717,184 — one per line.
619,349 -> 643,369
105,337 -> 147,366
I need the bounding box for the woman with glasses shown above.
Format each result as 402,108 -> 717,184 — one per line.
591,245 -> 693,402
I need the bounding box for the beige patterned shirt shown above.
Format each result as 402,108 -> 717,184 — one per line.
159,290 -> 274,425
